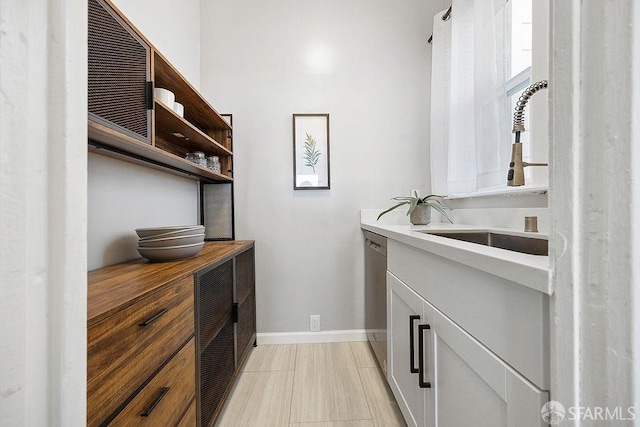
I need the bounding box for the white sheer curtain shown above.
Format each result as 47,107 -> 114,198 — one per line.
430,0 -> 511,195
429,8 -> 452,194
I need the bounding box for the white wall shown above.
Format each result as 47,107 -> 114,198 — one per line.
200,0 -> 446,334
0,0 -> 87,424
87,155 -> 199,269
88,0 -> 203,270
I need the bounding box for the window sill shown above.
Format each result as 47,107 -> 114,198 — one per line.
445,185 -> 548,201
441,186 -> 549,209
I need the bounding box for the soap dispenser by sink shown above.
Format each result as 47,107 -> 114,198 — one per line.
507,80 -> 549,186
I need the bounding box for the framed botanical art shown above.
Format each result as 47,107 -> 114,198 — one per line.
292,113 -> 330,190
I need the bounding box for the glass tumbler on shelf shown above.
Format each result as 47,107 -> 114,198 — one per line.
185,151 -> 206,168
207,156 -> 221,174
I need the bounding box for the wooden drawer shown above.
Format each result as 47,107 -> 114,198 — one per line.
110,338 -> 196,426
176,399 -> 196,427
88,275 -> 194,426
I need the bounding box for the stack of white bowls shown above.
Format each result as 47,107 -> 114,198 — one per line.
154,87 -> 185,117
136,225 -> 205,262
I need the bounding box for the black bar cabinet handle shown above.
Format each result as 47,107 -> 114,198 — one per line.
140,387 -> 170,417
409,315 -> 420,373
145,81 -> 154,110
139,308 -> 168,327
418,323 -> 432,388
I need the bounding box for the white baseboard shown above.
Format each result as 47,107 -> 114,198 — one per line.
257,329 -> 368,345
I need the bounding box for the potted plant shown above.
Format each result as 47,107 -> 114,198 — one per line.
377,191 -> 453,225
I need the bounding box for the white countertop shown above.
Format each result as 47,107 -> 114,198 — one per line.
361,210 -> 552,295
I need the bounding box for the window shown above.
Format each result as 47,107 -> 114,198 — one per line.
508,0 -> 533,184
429,0 -> 548,196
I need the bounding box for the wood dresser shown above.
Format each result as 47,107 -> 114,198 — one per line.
87,241 -> 255,427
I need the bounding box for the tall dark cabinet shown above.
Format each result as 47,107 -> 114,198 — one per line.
195,245 -> 256,427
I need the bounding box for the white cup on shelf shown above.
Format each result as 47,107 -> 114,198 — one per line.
173,102 -> 184,117
154,88 -> 175,109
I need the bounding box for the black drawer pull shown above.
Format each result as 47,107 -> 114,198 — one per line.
409,315 -> 420,373
418,323 -> 432,388
140,387 -> 170,417
139,308 -> 168,327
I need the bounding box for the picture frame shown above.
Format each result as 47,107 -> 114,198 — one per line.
293,113 -> 330,190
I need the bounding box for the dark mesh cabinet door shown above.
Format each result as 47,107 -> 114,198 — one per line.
197,260 -> 233,352
235,248 -> 255,305
199,320 -> 234,427
88,0 -> 151,143
235,247 -> 256,366
236,289 -> 256,366
196,260 -> 234,427
195,248 -> 256,426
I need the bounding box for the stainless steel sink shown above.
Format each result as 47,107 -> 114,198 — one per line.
420,231 -> 548,256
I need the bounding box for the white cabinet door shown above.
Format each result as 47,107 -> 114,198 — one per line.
388,271 -> 547,427
387,239 -> 549,390
431,302 -> 549,427
387,272 -> 434,427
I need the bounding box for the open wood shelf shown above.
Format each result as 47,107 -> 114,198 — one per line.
88,0 -> 233,183
153,51 -> 231,139
89,121 -> 233,182
155,101 -> 231,157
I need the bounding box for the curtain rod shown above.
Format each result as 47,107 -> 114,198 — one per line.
428,5 -> 452,44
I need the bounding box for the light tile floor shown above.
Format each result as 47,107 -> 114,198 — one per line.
216,342 -> 406,427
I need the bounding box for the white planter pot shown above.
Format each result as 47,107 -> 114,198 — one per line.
409,205 -> 431,225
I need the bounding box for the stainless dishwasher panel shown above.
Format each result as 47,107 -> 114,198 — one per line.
364,230 -> 387,373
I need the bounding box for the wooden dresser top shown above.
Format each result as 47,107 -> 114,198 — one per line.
88,240 -> 254,326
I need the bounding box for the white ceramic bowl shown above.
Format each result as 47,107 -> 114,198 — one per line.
137,242 -> 205,262
173,102 -> 184,117
138,233 -> 205,248
154,88 -> 175,109
136,225 -> 204,239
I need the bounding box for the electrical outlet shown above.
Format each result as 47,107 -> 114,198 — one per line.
310,315 -> 321,332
